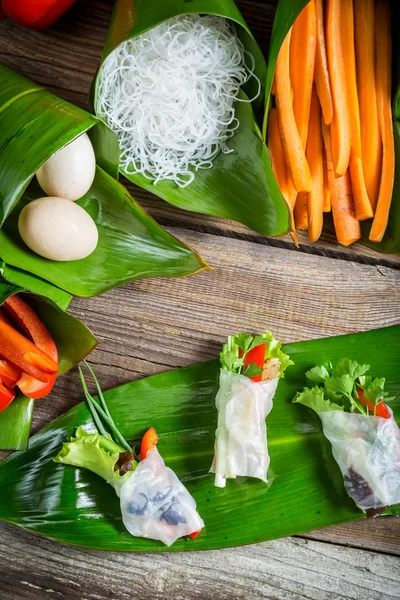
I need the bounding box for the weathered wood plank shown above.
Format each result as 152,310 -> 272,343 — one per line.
0,522 -> 398,600
301,517 -> 400,556
0,0 -> 398,266
0,524 -> 400,600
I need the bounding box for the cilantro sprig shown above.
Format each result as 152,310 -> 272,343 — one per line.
293,358 -> 394,416
220,331 -> 292,379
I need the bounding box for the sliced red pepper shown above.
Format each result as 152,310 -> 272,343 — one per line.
243,343 -> 267,382
140,427 -> 159,460
356,386 -> 391,419
18,372 -> 57,399
0,321 -> 58,381
4,295 -> 58,362
1,0 -> 76,30
0,378 -> 15,412
0,359 -> 21,388
188,530 -> 201,539
4,295 -> 58,398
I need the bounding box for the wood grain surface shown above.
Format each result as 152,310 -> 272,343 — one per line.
0,522 -> 399,600
0,1 -> 399,598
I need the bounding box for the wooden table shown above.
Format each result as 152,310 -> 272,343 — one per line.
0,2 -> 399,598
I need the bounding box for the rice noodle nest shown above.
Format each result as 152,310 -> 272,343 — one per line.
96,14 -> 259,187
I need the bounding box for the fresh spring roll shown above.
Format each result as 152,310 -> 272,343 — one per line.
293,358 -> 400,514
118,446 -> 204,545
210,331 -> 293,487
54,368 -> 203,547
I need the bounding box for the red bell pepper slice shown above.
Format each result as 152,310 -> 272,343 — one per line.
140,427 -> 159,460
1,0 -> 76,30
0,321 -> 58,381
0,378 -> 15,412
4,295 -> 58,361
243,343 -> 267,382
356,386 -> 391,419
4,295 -> 58,398
0,359 -> 21,388
188,530 -> 201,539
18,372 -> 57,399
0,309 -> 22,387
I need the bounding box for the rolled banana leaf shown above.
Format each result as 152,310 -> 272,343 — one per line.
0,325 -> 398,550
262,0 -> 400,253
0,65 -> 208,297
0,279 -> 98,451
91,0 -> 292,238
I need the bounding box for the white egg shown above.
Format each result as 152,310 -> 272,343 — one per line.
18,197 -> 99,262
36,133 -> 96,201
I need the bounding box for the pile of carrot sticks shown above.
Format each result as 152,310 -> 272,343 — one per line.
268,0 -> 394,246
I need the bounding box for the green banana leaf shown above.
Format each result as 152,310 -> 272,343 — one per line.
0,263 -> 72,311
0,325 -> 398,550
0,65 -> 208,297
91,0 -> 293,238
0,169 -> 208,297
262,0 -> 400,253
0,280 -> 98,450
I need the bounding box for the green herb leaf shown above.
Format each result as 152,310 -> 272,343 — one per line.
233,333 -> 253,353
361,376 -> 395,406
332,358 -> 370,381
243,363 -> 263,379
220,350 -> 244,374
306,364 -> 331,383
325,374 -> 355,399
293,387 -> 344,414
247,335 -> 268,352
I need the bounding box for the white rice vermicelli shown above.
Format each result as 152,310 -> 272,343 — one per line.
96,14 -> 259,187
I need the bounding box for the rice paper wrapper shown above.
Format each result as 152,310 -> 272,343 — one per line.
318,410 -> 400,511
116,448 -> 204,546
210,369 -> 278,485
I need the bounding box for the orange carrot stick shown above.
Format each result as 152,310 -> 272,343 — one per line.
307,87 -> 324,242
349,155 -> 374,220
325,0 -> 351,177
322,122 -> 360,246
287,176 -> 298,211
330,171 -> 361,246
290,0 -> 317,149
268,108 -> 289,201
314,0 -> 333,125
322,140 -> 331,212
341,0 -> 361,158
354,0 -> 382,210
369,0 -> 395,243
275,30 -> 312,192
294,193 -> 308,230
341,0 -> 374,221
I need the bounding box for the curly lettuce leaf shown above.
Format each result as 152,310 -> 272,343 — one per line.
263,331 -> 293,377
54,427 -> 136,490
